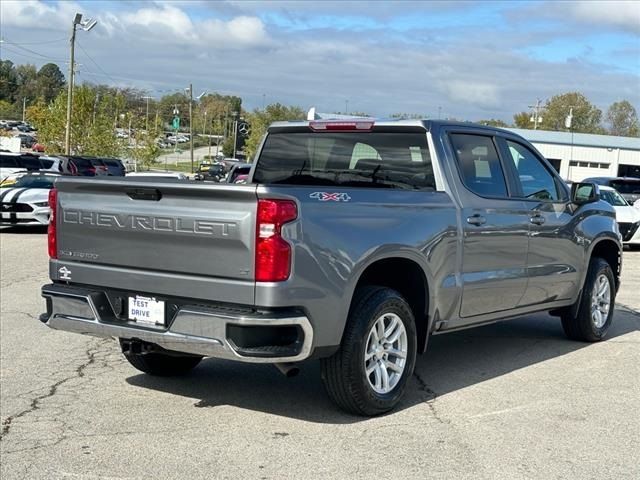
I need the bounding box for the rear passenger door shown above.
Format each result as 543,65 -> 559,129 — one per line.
446,131 -> 531,321
498,138 -> 581,306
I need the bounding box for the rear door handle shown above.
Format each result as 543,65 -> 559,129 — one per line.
466,214 -> 486,226
530,214 -> 545,225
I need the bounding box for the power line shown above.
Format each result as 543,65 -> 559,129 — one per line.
1,37 -> 67,46
0,44 -> 69,64
75,40 -> 119,85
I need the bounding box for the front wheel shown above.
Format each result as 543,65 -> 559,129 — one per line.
561,257 -> 616,342
320,286 -> 417,416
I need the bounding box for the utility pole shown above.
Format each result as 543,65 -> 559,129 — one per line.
232,111 -> 239,160
64,22 -> 77,155
188,83 -> 194,173
22,97 -> 27,122
142,96 -> 152,132
528,98 -> 544,130
345,99 -> 349,114
64,13 -> 96,155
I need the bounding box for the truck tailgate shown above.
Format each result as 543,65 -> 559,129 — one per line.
53,178 -> 257,303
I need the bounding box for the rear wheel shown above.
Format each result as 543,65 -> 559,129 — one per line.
320,286 -> 417,416
561,257 -> 616,342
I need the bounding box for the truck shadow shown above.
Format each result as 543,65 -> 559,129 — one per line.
125,310 -> 639,424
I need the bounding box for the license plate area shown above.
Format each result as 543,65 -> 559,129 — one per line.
128,295 -> 165,328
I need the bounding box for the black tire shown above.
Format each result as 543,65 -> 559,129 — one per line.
320,286 -> 417,416
123,348 -> 203,376
561,257 -> 616,342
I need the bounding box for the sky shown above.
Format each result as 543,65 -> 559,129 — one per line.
1,0 -> 639,122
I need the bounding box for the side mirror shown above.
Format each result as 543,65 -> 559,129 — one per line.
571,182 -> 599,205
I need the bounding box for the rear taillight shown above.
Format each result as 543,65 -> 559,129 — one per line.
255,199 -> 297,282
88,166 -> 96,175
48,188 -> 57,259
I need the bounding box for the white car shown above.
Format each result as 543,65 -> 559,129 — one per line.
0,172 -> 59,226
599,186 -> 640,249
634,198 -> 640,210
126,172 -> 188,180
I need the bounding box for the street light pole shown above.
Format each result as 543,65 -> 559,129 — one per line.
232,111 -> 239,160
142,96 -> 152,132
22,97 -> 27,122
64,13 -> 97,156
64,21 -> 77,155
188,83 -> 194,173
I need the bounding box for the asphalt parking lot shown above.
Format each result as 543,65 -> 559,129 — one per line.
1,228 -> 638,480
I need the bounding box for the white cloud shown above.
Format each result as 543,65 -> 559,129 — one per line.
123,4 -> 197,43
0,0 -> 80,29
441,80 -> 501,109
200,16 -> 271,47
570,1 -> 640,34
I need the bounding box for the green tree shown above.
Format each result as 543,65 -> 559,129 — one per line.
606,100 -> 639,137
477,119 -> 508,127
28,84 -> 121,156
221,136 -> 236,157
243,103 -> 306,161
36,63 -> 65,103
15,64 -> 38,101
0,60 -> 18,103
128,116 -> 162,169
0,99 -> 18,119
542,92 -> 603,133
513,111 -> 532,129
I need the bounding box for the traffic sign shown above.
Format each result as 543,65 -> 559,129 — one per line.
172,117 -> 180,129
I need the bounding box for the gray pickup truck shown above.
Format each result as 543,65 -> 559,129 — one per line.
40,119 -> 622,415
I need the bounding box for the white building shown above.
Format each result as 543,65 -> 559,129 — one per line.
507,128 -> 640,181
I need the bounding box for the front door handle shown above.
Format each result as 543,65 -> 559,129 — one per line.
466,214 -> 486,226
530,214 -> 545,225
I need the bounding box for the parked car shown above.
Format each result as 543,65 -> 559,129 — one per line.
0,172 -> 60,226
41,119 -> 622,416
32,143 -> 45,153
195,163 -> 225,181
17,134 -> 36,149
226,164 -> 251,184
582,177 -> 640,205
56,156 -> 109,176
598,186 -> 640,249
126,172 -> 188,180
101,158 -> 126,176
1,153 -> 46,182
88,158 -> 111,175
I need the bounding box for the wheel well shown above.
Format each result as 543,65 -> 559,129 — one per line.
354,258 -> 430,352
591,240 -> 621,289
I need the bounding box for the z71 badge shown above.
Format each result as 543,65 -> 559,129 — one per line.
310,192 -> 351,202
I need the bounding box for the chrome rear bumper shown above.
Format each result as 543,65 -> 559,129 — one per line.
41,284 -> 313,363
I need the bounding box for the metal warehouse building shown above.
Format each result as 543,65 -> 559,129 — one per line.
507,128 -> 640,181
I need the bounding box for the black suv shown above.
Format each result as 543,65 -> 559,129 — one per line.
101,158 -> 126,176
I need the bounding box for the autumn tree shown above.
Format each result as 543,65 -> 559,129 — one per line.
541,92 -> 603,133
477,119 -> 508,127
27,84 -> 122,156
513,112 -> 532,129
606,100 -> 639,137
